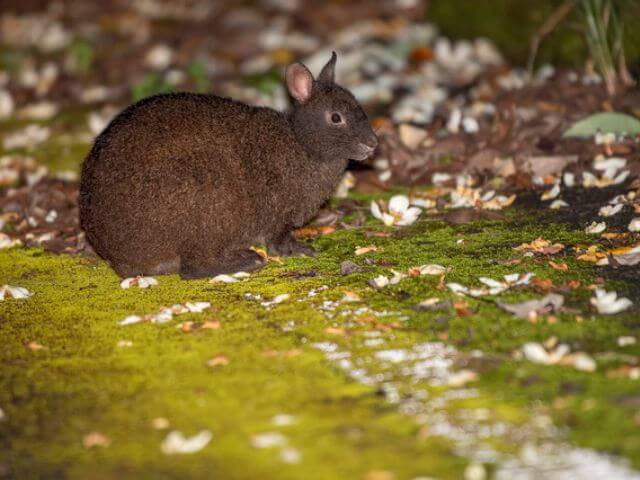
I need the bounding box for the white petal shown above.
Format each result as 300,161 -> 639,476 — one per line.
573,353 -> 597,372
586,221 -> 606,234
541,183 -> 560,201
418,264 -> 447,275
370,200 -> 383,221
388,195 -> 410,214
161,430 -> 212,455
479,277 -> 505,289
563,172 -> 575,187
522,343 -> 551,364
613,170 -> 630,185
382,213 -> 396,227
210,274 -> 239,283
397,207 -> 421,226
119,315 -> 142,326
0,285 -> 32,300
446,283 -> 468,295
185,301 -> 211,313
371,275 -> 390,289
599,204 -> 623,217
251,432 -> 287,449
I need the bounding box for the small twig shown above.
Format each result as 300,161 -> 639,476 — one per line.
527,0 -> 577,77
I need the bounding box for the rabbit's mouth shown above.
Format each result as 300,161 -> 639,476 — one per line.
352,142 -> 376,161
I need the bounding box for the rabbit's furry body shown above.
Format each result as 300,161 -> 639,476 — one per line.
79,54 -> 377,278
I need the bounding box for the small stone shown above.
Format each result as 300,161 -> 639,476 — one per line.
340,260 -> 362,275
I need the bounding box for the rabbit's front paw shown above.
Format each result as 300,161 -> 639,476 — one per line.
268,234 -> 316,258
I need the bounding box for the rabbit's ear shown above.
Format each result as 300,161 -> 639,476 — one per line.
286,63 -> 314,103
317,51 -> 337,84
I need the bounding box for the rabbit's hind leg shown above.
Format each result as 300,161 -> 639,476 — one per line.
179,248 -> 265,279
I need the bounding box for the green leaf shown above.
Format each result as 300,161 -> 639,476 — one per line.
563,112 -> 640,137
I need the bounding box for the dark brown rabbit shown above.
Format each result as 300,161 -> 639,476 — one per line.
79,53 -> 377,279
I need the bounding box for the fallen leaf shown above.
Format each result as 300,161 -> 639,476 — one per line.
161,430 -> 212,455
120,275 -> 158,289
606,365 -> 640,380
294,225 -> 335,239
549,261 -> 568,271
497,293 -> 564,319
149,417 -> 170,430
280,446 -> 302,464
181,320 -> 221,332
26,340 -> 46,350
83,432 -> 111,448
251,432 -> 287,448
355,245 -> 383,255
514,238 -> 564,255
0,285 -> 32,300
261,293 -> 290,307
325,327 -> 346,336
590,288 -> 633,314
609,244 -> 640,266
448,369 -> 477,387
453,299 -> 474,317
207,355 -> 229,367
342,290 -> 361,302
251,246 -> 282,264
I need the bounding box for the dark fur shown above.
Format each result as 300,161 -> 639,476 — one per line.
79,54 -> 377,278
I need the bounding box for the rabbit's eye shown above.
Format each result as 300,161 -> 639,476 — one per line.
331,113 -> 343,124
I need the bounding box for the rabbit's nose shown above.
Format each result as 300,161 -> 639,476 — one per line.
363,134 -> 378,150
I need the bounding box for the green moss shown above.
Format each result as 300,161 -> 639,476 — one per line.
1,200 -> 639,477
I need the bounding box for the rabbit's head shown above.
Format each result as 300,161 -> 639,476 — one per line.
286,52 -> 378,162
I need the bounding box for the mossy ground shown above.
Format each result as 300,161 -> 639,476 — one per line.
1,199 -> 639,479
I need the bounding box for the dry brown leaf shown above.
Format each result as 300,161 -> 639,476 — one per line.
294,225 -> 335,240
83,432 -> 111,448
27,341 -> 47,350
566,280 -> 581,290
532,278 -> 555,291
363,470 -> 396,480
207,355 -> 229,367
601,232 -> 628,241
251,247 -> 282,264
342,290 -> 361,302
366,231 -> 392,238
549,261 -> 568,271
514,238 -> 564,255
181,320 -> 221,332
355,245 -> 383,255
606,365 -> 640,379
409,45 -> 435,65
453,299 -> 474,317
325,327 -> 347,336
151,417 -> 170,430
261,349 -> 302,358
